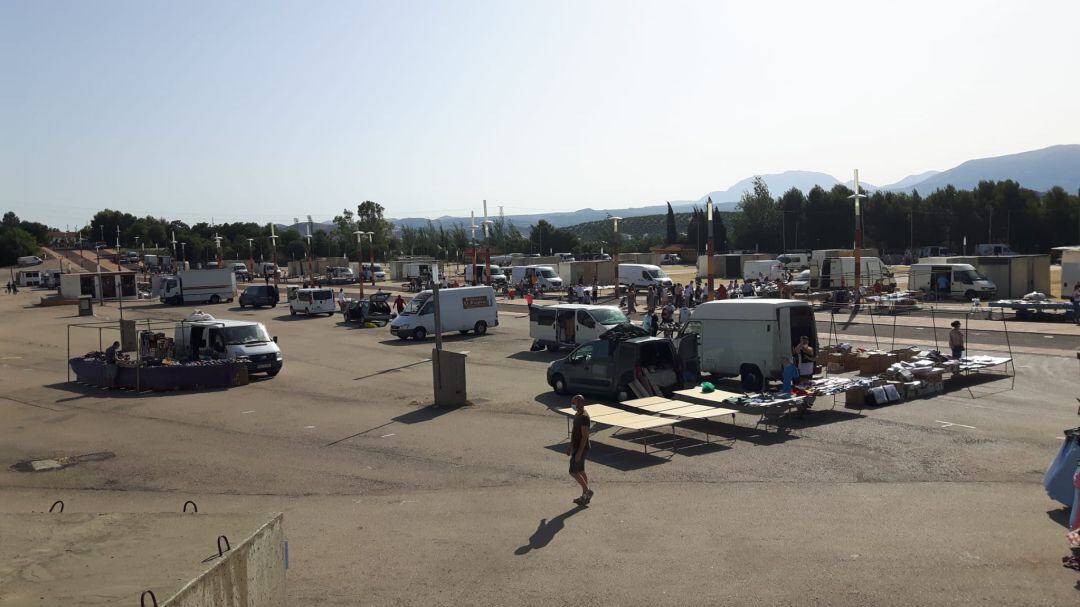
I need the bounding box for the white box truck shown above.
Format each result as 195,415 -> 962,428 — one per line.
686,299 -> 818,391
809,256 -> 896,291
909,263 -> 997,300
528,304 -> 630,351
389,285 -> 498,340
160,269 -> 236,305
173,312 -> 283,376
743,259 -> 785,282
618,263 -> 673,288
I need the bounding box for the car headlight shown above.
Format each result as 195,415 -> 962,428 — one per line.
275,353 -> 283,361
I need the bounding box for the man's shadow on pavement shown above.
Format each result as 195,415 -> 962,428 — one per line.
514,505 -> 586,555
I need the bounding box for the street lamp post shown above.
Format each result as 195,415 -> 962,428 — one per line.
706,197 -> 715,299
469,211 -> 478,286
610,216 -> 622,301
849,170 -> 867,290
353,230 -> 365,297
363,232 -> 375,287
304,235 -> 313,285
246,238 -> 254,280
268,224 -> 279,287
482,220 -> 494,286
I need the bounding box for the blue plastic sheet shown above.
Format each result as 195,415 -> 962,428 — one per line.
1044,434 -> 1080,506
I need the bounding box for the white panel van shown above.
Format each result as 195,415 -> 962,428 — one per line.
389,286 -> 498,340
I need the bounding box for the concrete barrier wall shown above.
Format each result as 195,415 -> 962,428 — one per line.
167,513 -> 285,607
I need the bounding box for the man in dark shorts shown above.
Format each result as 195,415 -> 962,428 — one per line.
568,394 -> 593,505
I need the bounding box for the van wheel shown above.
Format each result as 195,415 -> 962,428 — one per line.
615,385 -> 631,402
413,327 -> 427,340
546,343 -> 560,352
474,321 -> 487,335
209,295 -> 221,304
552,374 -> 568,395
239,302 -> 245,308
290,309 -> 295,316
740,365 -> 764,392
964,289 -> 977,301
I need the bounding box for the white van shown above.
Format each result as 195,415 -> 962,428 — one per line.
915,246 -> 950,260
776,253 -> 810,271
361,262 -> 386,281
529,304 -> 630,351
743,260 -> 785,282
909,263 -> 997,300
288,287 -> 337,316
555,253 -> 576,262
511,265 -> 564,290
809,256 -> 896,291
618,263 -> 673,289
465,263 -> 507,286
389,285 -> 498,340
686,299 -> 818,391
173,312 -> 283,377
17,256 -> 43,267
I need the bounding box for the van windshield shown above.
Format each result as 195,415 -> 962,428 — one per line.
591,309 -> 629,325
958,269 -> 986,283
223,324 -> 270,345
538,268 -> 557,278
645,268 -> 667,279
402,293 -> 430,315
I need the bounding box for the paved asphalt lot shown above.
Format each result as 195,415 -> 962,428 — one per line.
1,284 -> 1079,605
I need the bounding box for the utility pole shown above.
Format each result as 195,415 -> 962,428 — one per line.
611,216 -> 622,301
354,230 -> 365,297
469,211 -> 478,286
268,224 -> 279,287
849,170 -> 867,290
781,210 -> 786,254
483,200 -> 491,286
246,238 -> 254,280
706,197 -> 714,299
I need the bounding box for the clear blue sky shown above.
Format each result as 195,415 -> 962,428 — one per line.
2,0 -> 1078,229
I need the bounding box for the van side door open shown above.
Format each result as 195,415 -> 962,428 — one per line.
675,334 -> 700,385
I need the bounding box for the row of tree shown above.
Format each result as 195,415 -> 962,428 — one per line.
729,178 -> 1080,254
0,212 -> 50,266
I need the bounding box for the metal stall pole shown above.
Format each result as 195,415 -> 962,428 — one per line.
930,307 -> 939,352
869,305 -> 879,350
1001,310 -> 1016,390
890,313 -> 898,351
66,325 -> 71,382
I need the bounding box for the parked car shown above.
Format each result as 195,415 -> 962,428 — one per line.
173,312 -> 282,377
288,287 -> 337,316
975,243 -> 1017,256
618,263 -> 673,289
788,269 -> 810,293
344,292 -> 394,326
16,256 -> 43,266
546,325 -> 699,402
238,285 -> 280,308
660,253 -> 682,264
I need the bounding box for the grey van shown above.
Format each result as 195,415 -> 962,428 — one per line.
546,328 -> 699,402
238,285 -> 280,308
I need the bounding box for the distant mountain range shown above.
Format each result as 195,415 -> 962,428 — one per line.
285,144 -> 1079,233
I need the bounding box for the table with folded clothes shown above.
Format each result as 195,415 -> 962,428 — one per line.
723,391 -> 813,430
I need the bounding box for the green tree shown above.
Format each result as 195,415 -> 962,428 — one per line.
731,177 -> 779,251
0,226 -> 40,265
664,202 -> 677,245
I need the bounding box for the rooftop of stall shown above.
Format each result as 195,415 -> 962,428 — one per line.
59,271 -> 139,300
921,254 -> 1050,299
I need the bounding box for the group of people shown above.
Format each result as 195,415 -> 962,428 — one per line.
4,281 -> 19,294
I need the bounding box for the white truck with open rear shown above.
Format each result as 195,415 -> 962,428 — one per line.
686,299 -> 819,391
173,311 -> 283,377
160,269 -> 236,305
528,304 -> 630,351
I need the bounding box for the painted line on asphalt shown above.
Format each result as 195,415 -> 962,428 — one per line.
935,420 -> 976,429
381,433 -> 396,438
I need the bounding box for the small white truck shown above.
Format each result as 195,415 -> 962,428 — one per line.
160,269 -> 236,305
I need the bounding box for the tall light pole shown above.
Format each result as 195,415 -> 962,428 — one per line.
849,170 -> 867,290
483,220 -> 494,286
358,227 -> 371,295
364,232 -> 375,287
304,234 -> 313,285
246,238 -> 254,279
268,224 -> 279,286
469,211 -> 478,285
611,216 -> 622,300
179,242 -> 187,265
171,231 -> 178,271
706,197 -> 715,299
213,234 -> 224,268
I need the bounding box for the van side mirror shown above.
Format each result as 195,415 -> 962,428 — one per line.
272,336 -> 278,343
